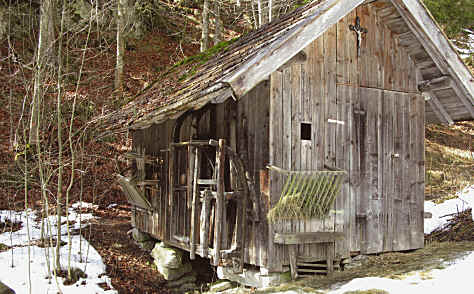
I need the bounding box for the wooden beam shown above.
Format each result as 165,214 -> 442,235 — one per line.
189,147 -> 200,260
210,88 -> 234,104
213,139 -> 226,266
448,80 -> 474,118
424,91 -> 454,125
223,0 -> 366,97
200,190 -> 212,258
391,0 -> 474,120
377,6 -> 396,18
288,245 -> 298,280
397,31 -> 414,40
276,51 -> 307,72
418,76 -> 452,92
414,59 -> 435,69
404,44 -> 425,56
274,232 -> 345,245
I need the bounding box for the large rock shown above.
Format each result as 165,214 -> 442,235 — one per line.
155,261 -> 192,281
171,282 -> 196,293
151,242 -> 183,269
166,273 -> 196,288
139,240 -> 156,251
344,254 -> 368,270
217,266 -> 291,288
0,281 -> 15,294
209,280 -> 234,292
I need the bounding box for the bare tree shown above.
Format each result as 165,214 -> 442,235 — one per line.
214,0 -> 222,45
201,0 -> 210,52
29,0 -> 55,145
115,0 -> 126,91
55,0 -> 67,272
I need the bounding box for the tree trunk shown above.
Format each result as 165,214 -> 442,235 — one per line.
55,0 -> 66,272
29,0 -> 55,145
214,0 -> 222,46
201,0 -> 210,52
257,0 -> 263,28
115,0 -> 126,91
268,0 -> 272,23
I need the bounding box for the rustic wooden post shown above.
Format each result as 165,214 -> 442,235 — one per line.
168,144 -> 175,242
237,158 -> 248,273
326,243 -> 334,274
190,147 -> 201,260
169,145 -> 175,207
288,245 -> 298,280
200,189 -> 212,258
213,139 -> 226,266
187,146 -> 195,210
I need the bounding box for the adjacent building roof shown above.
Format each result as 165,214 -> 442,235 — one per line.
108,0 -> 473,131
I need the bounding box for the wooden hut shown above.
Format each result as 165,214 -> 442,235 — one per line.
115,0 -> 474,279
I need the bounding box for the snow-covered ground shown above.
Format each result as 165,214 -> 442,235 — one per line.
1,185 -> 473,294
326,185 -> 474,294
327,251 -> 474,294
0,203 -> 116,294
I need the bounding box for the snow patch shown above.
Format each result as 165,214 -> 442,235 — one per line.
424,186 -> 474,234
0,203 -> 116,293
327,251 -> 474,294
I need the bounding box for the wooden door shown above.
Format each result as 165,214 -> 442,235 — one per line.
359,88 -> 384,254
359,88 -> 424,254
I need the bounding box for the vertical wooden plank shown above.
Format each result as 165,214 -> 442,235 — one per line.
372,5 -> 385,88
247,87 -> 257,266
213,139 -> 226,266
200,190 -> 212,258
335,85 -> 350,259
325,24 -> 338,260
190,147 -> 200,259
255,81 -> 269,267
408,94 -> 418,250
391,93 -> 403,251
308,36 -> 327,261
416,94 -> 425,249
350,90 -> 361,252
358,5 -> 370,87
362,88 -> 384,254
395,93 -> 411,251
288,245 -> 298,280
168,144 -> 175,242
269,70 -> 283,271
358,90 -> 369,253
383,26 -> 394,91
382,92 -> 394,252
290,63 -> 303,258
300,46 -> 312,258
281,66 -> 292,266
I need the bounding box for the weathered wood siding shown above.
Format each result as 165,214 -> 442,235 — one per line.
236,81 -> 271,267
131,81 -> 270,267
268,3 -> 424,270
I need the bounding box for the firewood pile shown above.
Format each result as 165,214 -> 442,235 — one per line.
426,208 -> 474,242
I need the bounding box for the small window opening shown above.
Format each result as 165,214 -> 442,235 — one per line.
301,123 -> 312,141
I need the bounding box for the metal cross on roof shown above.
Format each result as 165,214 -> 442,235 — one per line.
349,16 -> 368,57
